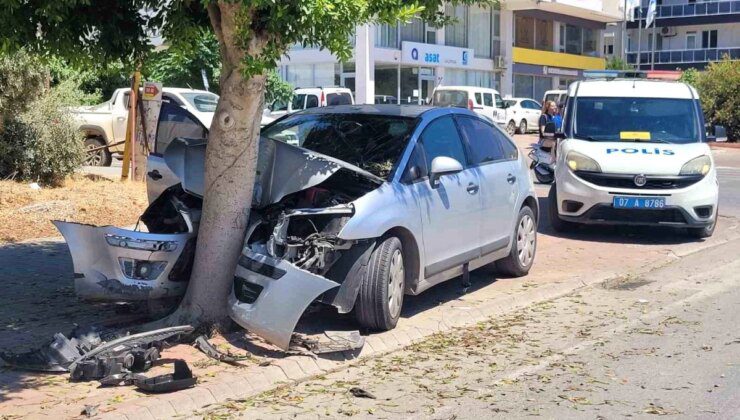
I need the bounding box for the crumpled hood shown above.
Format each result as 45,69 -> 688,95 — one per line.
562,139 -> 712,175
164,136 -> 383,207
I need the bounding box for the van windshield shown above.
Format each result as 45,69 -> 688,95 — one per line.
433,90 -> 468,108
573,97 -> 700,144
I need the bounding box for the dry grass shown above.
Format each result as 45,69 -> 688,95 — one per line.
0,175 -> 148,243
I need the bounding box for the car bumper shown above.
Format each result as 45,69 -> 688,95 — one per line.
555,169 -> 718,227
54,221 -> 195,301
228,248 -> 340,350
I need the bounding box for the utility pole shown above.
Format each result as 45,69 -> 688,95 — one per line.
622,0 -> 628,62
650,13 -> 657,70
120,71 -> 141,181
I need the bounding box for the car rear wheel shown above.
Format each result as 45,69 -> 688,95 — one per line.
548,184 -> 577,233
506,120 -> 517,136
496,206 -> 537,277
355,237 -> 405,331
84,137 -> 112,167
519,120 -> 528,134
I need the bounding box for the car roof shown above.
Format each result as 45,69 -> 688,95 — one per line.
297,104 -> 480,119
509,97 -> 537,102
295,87 -> 352,93
569,79 -> 698,99
162,87 -> 215,95
435,85 -> 500,94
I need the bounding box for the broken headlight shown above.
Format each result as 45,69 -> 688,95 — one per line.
105,235 -> 178,252
118,258 -> 167,280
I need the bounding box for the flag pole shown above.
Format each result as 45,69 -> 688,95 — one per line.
650,11 -> 657,70
622,0 -> 628,62
637,6 -> 643,70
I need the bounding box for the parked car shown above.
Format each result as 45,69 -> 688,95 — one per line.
431,86 -> 507,127
72,87 -> 218,166
503,98 -> 542,136
264,87 -> 354,120
548,71 -> 718,239
55,104 -> 539,351
375,95 -> 398,104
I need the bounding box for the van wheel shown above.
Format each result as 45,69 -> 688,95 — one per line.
506,120 -> 517,136
84,137 -> 112,167
519,120 -> 528,134
355,237 -> 405,331
496,206 -> 537,277
548,184 -> 577,233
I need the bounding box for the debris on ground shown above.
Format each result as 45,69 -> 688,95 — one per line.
81,404 -> 99,418
133,359 -> 197,393
349,387 -> 377,399
290,330 -> 365,354
194,335 -> 249,365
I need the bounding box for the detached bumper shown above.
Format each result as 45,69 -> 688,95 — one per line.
228,249 -> 339,350
54,221 -> 195,301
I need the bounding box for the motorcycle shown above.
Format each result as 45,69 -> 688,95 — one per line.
528,142 -> 554,184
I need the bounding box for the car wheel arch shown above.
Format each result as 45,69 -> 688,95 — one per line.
381,226 -> 421,294
521,195 -> 539,222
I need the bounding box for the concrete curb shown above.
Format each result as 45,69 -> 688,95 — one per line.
101,236 -> 733,420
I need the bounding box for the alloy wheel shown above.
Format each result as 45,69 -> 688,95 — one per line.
388,249 -> 405,319
516,214 -> 536,267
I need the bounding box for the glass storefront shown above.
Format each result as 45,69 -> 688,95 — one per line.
285,63 -> 337,88
514,74 -> 552,100
446,69 -> 499,90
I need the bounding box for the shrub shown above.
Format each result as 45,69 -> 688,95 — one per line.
0,81 -> 85,185
0,50 -> 47,128
694,56 -> 739,142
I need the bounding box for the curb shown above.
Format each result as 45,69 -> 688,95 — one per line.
101,234 -> 736,420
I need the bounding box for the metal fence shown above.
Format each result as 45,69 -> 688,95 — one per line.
626,47 -> 740,65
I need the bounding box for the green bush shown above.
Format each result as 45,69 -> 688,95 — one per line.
693,56 -> 739,142
0,80 -> 85,185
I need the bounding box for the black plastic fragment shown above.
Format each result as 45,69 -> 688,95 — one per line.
133,360 -> 197,393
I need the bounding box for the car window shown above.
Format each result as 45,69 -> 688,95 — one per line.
495,94 -> 504,109
456,116 -> 504,165
544,94 -> 558,104
155,102 -> 207,154
305,94 -> 319,109
162,94 -> 184,106
475,92 -> 483,105
483,93 -> 494,107
180,92 -> 219,112
499,132 -> 519,160
271,100 -> 288,112
433,90 -> 468,108
504,99 -> 517,108
525,100 -> 538,110
417,116 -> 468,175
292,94 -> 306,110
327,92 -> 352,106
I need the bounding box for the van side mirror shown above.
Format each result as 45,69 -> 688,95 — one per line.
429,156 -> 463,188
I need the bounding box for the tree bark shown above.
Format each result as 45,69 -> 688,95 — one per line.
166,1 -> 267,328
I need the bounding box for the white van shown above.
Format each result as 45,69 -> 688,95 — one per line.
265,87 -> 354,120
432,86 -> 506,127
543,89 -> 567,107
547,71 -> 718,238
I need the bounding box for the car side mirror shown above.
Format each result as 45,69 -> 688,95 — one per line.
429,156 -> 463,188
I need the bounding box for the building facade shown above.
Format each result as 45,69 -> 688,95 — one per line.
606,0 -> 740,70
277,0 -> 620,104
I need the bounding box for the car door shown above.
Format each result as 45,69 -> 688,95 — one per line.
456,116 -> 518,254
524,100 -> 541,129
146,101 -> 208,203
483,93 -> 498,124
403,115 -> 483,281
111,90 -> 130,142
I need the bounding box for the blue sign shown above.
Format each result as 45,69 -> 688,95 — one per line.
462,51 -> 469,65
411,48 -> 419,61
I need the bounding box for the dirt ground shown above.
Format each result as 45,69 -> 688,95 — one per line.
0,176 -> 148,243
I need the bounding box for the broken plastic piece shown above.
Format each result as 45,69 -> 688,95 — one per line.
0,332 -> 96,372
193,335 -> 246,365
133,360 -> 197,393
291,330 -> 365,354
349,387 -> 376,399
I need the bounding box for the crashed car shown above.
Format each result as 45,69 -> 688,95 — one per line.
58,103 -> 539,350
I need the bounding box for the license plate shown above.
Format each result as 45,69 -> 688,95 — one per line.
613,196 -> 666,209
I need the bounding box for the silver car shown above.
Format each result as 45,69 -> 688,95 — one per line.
57,104 -> 538,350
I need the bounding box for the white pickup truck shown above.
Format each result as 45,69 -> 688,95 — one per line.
72,87 -> 218,166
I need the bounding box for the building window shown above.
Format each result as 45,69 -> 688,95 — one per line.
583,28 -> 597,57
514,75 -> 552,100
702,30 -> 717,49
565,24 -> 583,55
445,4 -> 468,48
285,63 -> 336,88
559,24 -> 565,53
535,19 -> 553,51
686,32 -> 697,50
375,23 -> 399,48
469,5 -> 492,58
401,18 -> 425,43
515,15 -> 535,49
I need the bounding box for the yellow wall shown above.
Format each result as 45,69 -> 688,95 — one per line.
512,47 -> 606,70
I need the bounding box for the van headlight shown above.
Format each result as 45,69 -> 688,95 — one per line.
566,151 -> 601,173
680,155 -> 711,176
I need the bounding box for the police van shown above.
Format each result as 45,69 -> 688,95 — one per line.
547,71 -> 718,238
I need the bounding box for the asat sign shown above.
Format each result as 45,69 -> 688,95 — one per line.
401,41 -> 474,69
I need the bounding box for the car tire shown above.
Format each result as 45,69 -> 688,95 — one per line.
496,206 -> 537,277
519,120 -> 528,134
84,137 -> 112,167
506,120 -> 517,136
548,184 -> 577,233
355,237 -> 405,331
687,207 -> 717,239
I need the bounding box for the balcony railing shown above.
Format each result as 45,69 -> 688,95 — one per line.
626,47 -> 740,65
635,1 -> 740,20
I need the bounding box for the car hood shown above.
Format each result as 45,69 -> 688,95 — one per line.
562,139 -> 712,175
163,136 -> 383,208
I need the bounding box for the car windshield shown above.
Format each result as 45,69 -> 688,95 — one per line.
326,92 -> 352,106
433,90 -> 468,108
573,97 -> 700,144
261,113 -> 418,179
180,92 -> 219,112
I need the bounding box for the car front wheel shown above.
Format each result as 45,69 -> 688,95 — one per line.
496,206 -> 537,277
548,184 -> 577,233
519,120 -> 528,134
355,237 -> 405,331
84,137 -> 112,167
506,120 -> 517,136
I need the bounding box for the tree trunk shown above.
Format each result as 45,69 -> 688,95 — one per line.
165,2 -> 267,329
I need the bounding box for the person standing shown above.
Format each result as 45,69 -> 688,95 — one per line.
538,100 -> 558,147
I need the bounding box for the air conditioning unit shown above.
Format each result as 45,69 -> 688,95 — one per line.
494,56 -> 506,69
661,27 -> 677,37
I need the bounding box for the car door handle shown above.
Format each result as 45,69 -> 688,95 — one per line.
507,174 -> 517,184
466,183 -> 479,194
147,170 -> 162,180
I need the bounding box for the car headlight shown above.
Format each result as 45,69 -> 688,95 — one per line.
566,151 -> 601,173
119,258 -> 167,280
105,234 -> 178,252
680,155 -> 711,176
